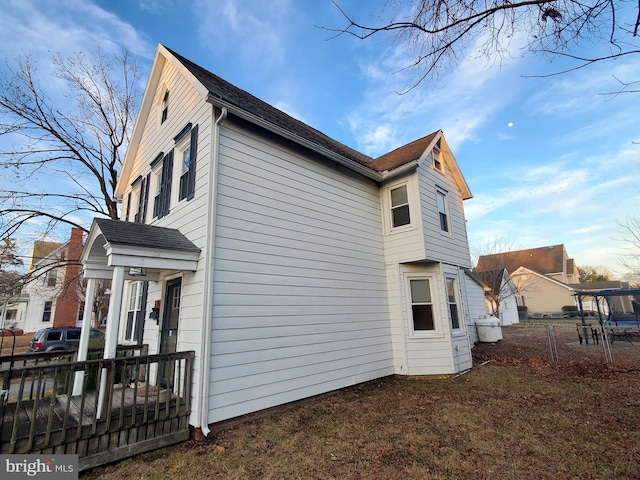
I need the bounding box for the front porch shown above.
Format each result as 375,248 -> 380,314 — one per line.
1,347 -> 194,471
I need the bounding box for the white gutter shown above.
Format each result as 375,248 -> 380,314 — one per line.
198,106 -> 227,437
379,160 -> 419,182
206,95 -> 383,182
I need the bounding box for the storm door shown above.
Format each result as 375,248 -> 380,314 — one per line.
159,278 -> 181,387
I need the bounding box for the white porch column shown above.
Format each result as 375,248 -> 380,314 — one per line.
103,266 -> 125,359
98,265 -> 125,417
72,277 -> 97,396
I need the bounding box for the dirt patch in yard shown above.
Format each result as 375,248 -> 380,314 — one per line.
80,322 -> 640,479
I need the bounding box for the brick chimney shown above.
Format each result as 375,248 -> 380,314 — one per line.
52,228 -> 84,328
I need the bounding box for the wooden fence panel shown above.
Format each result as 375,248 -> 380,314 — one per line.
0,349 -> 194,471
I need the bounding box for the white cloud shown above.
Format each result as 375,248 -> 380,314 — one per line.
193,0 -> 294,67
571,226 -> 603,235
0,0 -> 153,61
344,28 -> 532,156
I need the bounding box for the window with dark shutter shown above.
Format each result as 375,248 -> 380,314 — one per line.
134,176 -> 145,223
154,150 -> 174,218
125,192 -> 131,222
178,123 -> 198,201
134,173 -> 151,224
187,124 -> 198,200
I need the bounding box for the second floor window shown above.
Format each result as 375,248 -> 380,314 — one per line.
134,174 -> 150,224
437,189 -> 449,233
177,123 -> 199,201
46,269 -> 57,287
391,185 -> 410,228
153,150 -> 174,219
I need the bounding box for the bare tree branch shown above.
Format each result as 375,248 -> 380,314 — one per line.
0,47 -> 141,239
324,0 -> 640,92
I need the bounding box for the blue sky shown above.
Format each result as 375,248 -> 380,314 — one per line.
1,0 -> 639,277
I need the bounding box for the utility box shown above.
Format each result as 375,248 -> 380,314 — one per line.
476,316 -> 503,343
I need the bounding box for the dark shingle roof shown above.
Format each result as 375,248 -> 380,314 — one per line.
164,46 -> 374,169
476,245 -> 566,275
95,218 -> 200,253
475,269 -> 505,294
368,132 -> 439,172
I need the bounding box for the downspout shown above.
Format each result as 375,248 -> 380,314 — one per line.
198,106 -> 227,437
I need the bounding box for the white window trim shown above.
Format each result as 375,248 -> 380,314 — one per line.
446,276 -> 465,336
151,156 -> 164,219
382,177 -> 418,235
158,85 -> 169,127
176,133 -> 192,203
436,187 -> 452,237
404,273 -> 444,339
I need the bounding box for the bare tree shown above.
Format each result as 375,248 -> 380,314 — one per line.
0,238 -> 25,329
578,265 -> 612,283
472,237 -> 530,319
327,0 -> 640,92
617,215 -> 640,283
0,47 -> 141,239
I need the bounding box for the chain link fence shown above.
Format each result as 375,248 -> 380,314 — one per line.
473,320 -> 640,365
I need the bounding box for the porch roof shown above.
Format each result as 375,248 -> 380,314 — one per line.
80,218 -> 201,279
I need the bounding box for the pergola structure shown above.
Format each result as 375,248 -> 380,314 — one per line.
573,288 -> 640,362
573,288 -> 640,326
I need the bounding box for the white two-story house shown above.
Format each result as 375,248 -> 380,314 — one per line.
80,44 -> 483,435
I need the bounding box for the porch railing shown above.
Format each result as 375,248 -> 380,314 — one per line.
1,349 -> 194,471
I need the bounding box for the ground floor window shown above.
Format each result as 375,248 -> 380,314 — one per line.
409,278 -> 435,331
446,277 -> 460,330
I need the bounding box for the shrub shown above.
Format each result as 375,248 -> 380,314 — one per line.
562,305 -> 579,317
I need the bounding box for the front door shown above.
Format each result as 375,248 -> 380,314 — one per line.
159,278 -> 181,387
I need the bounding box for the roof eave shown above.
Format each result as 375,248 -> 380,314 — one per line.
206,94 -> 383,182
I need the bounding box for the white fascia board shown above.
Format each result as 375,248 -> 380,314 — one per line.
434,132 -> 473,200
514,266 -> 574,291
104,243 -> 200,271
82,263 -> 113,280
104,243 -> 200,262
116,46 -> 167,199
108,255 -> 199,271
379,160 -> 419,182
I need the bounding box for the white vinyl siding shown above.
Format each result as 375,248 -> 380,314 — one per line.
208,119 -> 393,423
418,156 -> 471,267
460,271 -> 489,346
119,58 -> 213,410
443,265 -> 472,372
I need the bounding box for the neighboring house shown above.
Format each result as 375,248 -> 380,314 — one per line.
79,44 -> 478,435
475,269 -> 520,326
476,244 -> 580,285
478,245 -> 635,318
509,267 -> 574,317
22,228 -> 84,333
0,274 -> 29,331
476,244 -> 580,317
